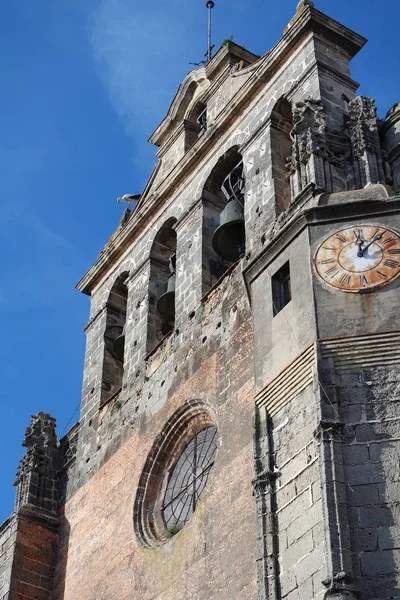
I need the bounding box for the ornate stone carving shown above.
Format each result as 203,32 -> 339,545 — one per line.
346,95 -> 387,186
348,96 -> 379,157
292,98 -> 327,163
286,95 -> 390,204
14,412 -> 58,515
288,98 -> 329,198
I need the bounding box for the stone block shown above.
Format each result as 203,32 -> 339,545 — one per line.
346,483 -> 379,506
286,499 -> 323,547
345,462 -> 385,486
294,546 -> 325,586
342,444 -> 369,465
361,548 -> 400,575
281,530 -> 314,571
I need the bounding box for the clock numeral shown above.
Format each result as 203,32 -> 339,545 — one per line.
323,247 -> 337,251
359,275 -> 368,286
387,248 -> 400,255
383,236 -> 395,246
384,259 -> 400,269
339,273 -> 351,285
335,233 -> 347,243
321,259 -> 335,265
377,271 -> 387,280
325,267 -> 339,278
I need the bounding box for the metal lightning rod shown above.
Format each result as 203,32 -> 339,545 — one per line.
206,1 -> 215,62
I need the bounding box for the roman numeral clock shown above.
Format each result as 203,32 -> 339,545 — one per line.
313,225 -> 400,292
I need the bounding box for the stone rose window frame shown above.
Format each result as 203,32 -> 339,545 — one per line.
133,400 -> 218,548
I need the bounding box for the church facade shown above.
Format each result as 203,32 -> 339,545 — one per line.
2,2 -> 400,599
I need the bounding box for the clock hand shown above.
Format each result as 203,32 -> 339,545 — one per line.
360,233 -> 383,256
354,230 -> 365,257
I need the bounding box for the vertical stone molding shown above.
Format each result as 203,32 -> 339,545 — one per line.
315,358 -> 361,600
253,408 -> 280,600
14,412 -> 58,515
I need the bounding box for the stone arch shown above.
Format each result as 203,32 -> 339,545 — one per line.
184,99 -> 207,150
147,218 -> 177,354
101,272 -> 129,406
201,146 -> 245,294
133,399 -> 218,548
149,69 -> 210,147
270,97 -> 293,214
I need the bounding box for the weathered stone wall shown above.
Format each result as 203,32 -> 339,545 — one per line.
0,515 -> 17,600
273,386 -> 326,600
336,365 -> 400,598
250,226 -> 316,391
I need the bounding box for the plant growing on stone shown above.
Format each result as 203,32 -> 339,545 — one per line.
220,35 -> 233,47
166,525 -> 179,538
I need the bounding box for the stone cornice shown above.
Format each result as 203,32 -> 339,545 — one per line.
76,6 -> 367,296
244,197 -> 400,290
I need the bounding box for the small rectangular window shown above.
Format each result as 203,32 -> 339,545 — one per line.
272,261 -> 291,316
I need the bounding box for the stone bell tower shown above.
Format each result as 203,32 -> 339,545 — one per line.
244,5 -> 400,599
1,2 -> 400,600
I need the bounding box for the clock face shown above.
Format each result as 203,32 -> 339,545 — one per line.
313,225 -> 400,292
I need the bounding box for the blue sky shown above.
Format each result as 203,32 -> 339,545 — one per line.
0,0 -> 398,523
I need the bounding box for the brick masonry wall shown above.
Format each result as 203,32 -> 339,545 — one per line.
0,511 -> 58,600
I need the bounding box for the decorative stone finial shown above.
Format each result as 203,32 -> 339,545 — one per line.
297,0 -> 315,10
284,0 -> 315,35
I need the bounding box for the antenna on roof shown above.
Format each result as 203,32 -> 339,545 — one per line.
206,1 -> 215,62
189,2 -> 215,67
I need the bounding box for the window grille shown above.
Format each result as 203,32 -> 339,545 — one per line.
162,426 -> 217,531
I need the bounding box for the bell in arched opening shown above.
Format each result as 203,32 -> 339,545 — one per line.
156,252 -> 176,321
212,161 -> 245,262
112,323 -> 126,362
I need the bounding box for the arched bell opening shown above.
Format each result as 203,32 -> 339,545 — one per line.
202,147 -> 245,295
147,218 -> 177,355
270,98 -> 293,214
101,272 -> 129,406
185,101 -> 207,151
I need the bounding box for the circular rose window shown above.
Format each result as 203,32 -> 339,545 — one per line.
162,426 -> 217,532
134,401 -> 218,547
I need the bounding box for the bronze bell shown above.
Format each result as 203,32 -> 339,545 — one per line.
212,197 -> 245,262
156,252 -> 176,321
112,324 -> 126,362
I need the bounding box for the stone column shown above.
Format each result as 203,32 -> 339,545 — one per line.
253,407 -> 280,600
